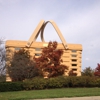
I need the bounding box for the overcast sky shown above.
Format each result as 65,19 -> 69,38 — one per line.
0,0 -> 100,70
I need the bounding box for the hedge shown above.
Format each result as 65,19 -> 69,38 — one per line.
0,76 -> 100,92
0,82 -> 24,92
23,77 -> 47,90
23,76 -> 100,90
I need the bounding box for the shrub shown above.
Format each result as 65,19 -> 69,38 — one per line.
64,76 -> 100,88
23,76 -> 70,90
23,77 -> 47,90
0,82 -> 24,92
23,76 -> 100,90
56,76 -> 70,88
46,76 -> 64,88
96,78 -> 100,87
1,76 -> 100,92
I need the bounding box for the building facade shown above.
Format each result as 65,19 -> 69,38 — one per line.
5,20 -> 82,81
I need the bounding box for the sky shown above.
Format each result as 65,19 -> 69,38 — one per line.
0,0 -> 100,70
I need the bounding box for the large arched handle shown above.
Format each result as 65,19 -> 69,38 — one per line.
40,20 -> 68,49
26,20 -> 68,49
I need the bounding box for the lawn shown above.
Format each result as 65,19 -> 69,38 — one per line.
0,88 -> 100,100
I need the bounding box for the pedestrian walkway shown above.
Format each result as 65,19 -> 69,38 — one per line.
34,96 -> 100,100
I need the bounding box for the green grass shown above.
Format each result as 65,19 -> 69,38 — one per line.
0,88 -> 100,100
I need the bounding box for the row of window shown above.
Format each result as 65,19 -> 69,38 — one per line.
15,47 -> 42,51
35,49 -> 78,53
15,47 -> 81,54
15,47 -> 78,52
35,54 -> 78,57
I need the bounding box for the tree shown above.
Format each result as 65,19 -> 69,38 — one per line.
33,41 -> 68,78
94,63 -> 100,77
8,48 -> 39,81
68,69 -> 77,76
82,67 -> 94,76
0,38 -> 5,76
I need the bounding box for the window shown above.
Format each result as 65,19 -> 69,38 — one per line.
71,50 -> 77,52
71,55 -> 77,57
35,53 -> 41,56
35,48 -> 41,56
35,48 -> 41,51
72,64 -> 77,66
72,59 -> 77,62
15,47 -> 21,50
72,68 -> 77,71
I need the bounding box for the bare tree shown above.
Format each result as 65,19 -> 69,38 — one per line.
0,38 -> 5,76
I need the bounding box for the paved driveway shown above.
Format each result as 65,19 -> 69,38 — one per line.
34,96 -> 100,100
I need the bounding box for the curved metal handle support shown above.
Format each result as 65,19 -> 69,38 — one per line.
41,20 -> 68,49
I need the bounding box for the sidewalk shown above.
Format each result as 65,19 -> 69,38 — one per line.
34,96 -> 100,100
